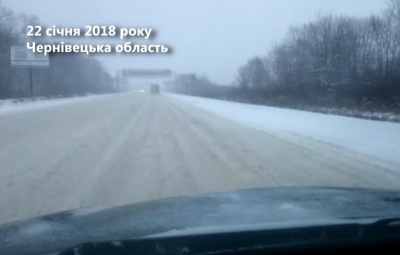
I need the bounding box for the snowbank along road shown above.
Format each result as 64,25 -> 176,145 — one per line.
0,92 -> 399,225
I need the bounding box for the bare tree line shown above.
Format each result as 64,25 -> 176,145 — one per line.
0,1 -> 114,99
169,1 -> 400,120
234,0 -> 400,111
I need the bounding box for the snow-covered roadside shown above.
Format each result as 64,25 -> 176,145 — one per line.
297,106 -> 400,122
0,93 -> 116,115
167,93 -> 400,166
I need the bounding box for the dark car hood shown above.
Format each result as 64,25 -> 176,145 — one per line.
1,187 -> 400,255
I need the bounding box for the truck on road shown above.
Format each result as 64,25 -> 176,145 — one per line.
149,84 -> 160,94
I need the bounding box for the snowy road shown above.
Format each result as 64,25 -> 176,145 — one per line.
0,92 -> 399,225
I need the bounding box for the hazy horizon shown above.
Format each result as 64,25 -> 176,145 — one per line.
3,0 -> 387,84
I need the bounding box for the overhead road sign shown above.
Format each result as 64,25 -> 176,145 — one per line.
122,69 -> 171,77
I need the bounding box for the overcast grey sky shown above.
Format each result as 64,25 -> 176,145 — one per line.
3,0 -> 386,84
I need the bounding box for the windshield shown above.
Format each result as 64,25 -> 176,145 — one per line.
0,0 -> 399,226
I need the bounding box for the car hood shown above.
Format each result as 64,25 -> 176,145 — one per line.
0,187 -> 400,255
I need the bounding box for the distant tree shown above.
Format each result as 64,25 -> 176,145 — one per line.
246,56 -> 270,89
0,1 -> 17,97
235,56 -> 270,90
0,1 -> 114,99
235,64 -> 250,89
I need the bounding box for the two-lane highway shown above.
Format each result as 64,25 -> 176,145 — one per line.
0,93 -> 399,225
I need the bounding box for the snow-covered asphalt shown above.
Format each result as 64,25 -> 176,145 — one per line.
0,92 -> 399,225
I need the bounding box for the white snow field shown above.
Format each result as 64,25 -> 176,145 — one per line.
168,94 -> 400,167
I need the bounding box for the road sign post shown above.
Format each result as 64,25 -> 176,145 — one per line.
29,66 -> 33,97
10,46 -> 50,97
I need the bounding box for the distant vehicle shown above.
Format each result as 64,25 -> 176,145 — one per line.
149,84 -> 160,94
